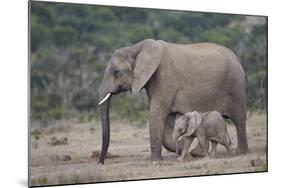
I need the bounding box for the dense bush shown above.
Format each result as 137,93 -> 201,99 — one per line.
30,2 -> 267,123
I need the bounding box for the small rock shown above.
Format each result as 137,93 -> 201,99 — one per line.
62,155 -> 72,161
32,142 -> 38,149
90,151 -> 100,158
90,151 -> 119,159
106,152 -> 119,158
141,149 -> 149,153
133,133 -> 139,138
250,159 -> 262,167
51,155 -> 61,162
253,132 -> 261,137
89,127 -> 96,133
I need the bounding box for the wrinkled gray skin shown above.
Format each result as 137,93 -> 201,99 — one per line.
98,39 -> 248,164
173,111 -> 234,162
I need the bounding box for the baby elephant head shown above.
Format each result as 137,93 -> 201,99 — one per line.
173,111 -> 203,145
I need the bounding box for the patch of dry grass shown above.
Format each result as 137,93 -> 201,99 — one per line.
30,112 -> 267,187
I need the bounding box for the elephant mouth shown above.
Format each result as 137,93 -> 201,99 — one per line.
109,85 -> 131,95
98,85 -> 131,105
117,85 -> 130,92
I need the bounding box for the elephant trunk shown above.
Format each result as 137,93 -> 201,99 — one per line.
98,93 -> 111,164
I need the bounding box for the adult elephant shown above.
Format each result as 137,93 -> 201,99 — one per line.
98,39 -> 248,164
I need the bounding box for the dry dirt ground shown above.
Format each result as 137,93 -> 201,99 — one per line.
30,112 -> 267,186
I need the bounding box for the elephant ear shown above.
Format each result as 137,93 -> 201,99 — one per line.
130,39 -> 163,95
184,111 -> 203,137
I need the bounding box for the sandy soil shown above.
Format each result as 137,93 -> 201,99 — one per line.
29,112 -> 267,186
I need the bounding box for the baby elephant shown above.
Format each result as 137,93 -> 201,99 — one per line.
173,111 -> 234,161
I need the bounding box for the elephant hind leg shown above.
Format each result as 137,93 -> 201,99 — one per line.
190,139 -> 209,157
233,117 -> 248,154
218,136 -> 233,155
162,114 -> 176,152
229,103 -> 249,154
210,141 -> 217,158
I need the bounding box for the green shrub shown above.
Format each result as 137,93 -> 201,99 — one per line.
30,2 -> 267,125
52,26 -> 76,46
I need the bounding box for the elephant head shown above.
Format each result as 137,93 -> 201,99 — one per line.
172,111 -> 202,154
98,39 -> 163,164
173,115 -> 188,154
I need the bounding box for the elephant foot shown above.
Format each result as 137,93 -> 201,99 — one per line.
209,153 -> 217,159
185,154 -> 193,161
177,156 -> 184,162
228,148 -> 237,156
190,146 -> 205,157
177,154 -> 193,162
237,147 -> 249,155
148,153 -> 163,161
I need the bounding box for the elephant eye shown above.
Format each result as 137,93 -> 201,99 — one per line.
179,128 -> 185,133
113,70 -> 120,76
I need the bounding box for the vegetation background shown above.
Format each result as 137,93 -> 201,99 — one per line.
30,1 -> 267,126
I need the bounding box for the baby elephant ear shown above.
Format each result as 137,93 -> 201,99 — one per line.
130,39 -> 163,95
184,111 -> 202,137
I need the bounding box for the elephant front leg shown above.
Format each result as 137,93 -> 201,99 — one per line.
149,114 -> 165,161
191,136 -> 209,157
197,134 -> 209,157
209,141 -> 217,158
177,137 -> 194,162
162,114 -> 177,153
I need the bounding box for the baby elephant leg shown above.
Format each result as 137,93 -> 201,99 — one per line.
220,139 -> 235,156
209,141 -> 217,158
177,137 -> 194,162
197,135 -> 209,157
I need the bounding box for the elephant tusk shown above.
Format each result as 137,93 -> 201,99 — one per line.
178,136 -> 183,142
98,93 -> 111,105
